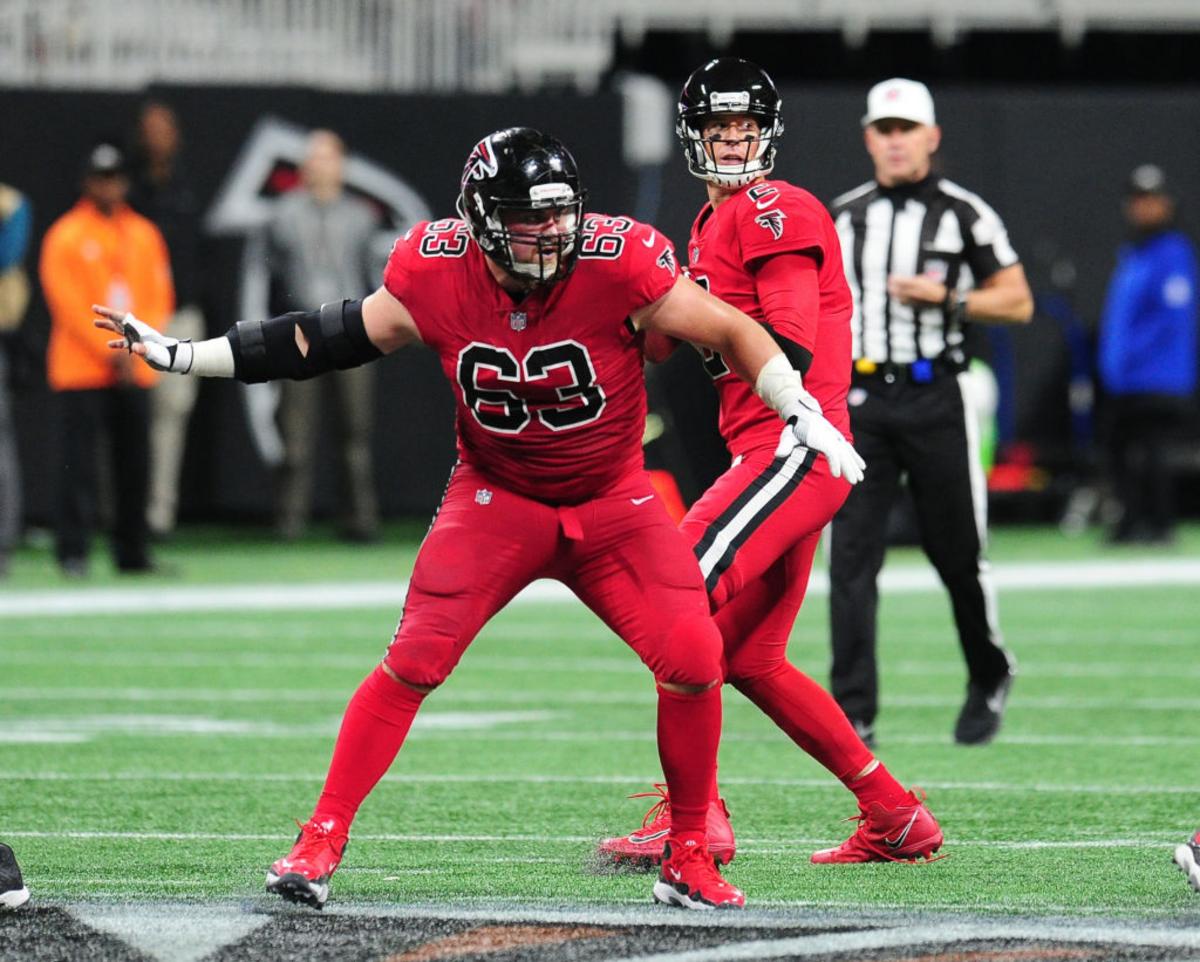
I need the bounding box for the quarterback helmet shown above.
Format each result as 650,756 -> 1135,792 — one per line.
457,127 -> 586,284
677,58 -> 784,188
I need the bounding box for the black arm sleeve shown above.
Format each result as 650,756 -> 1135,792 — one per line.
225,298 -> 383,384
762,321 -> 814,375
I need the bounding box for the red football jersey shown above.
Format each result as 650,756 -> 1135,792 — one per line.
383,213 -> 679,504
687,179 -> 853,457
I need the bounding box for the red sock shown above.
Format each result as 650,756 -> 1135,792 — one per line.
657,684 -> 721,835
312,664 -> 427,829
846,762 -> 909,810
732,662 -> 875,781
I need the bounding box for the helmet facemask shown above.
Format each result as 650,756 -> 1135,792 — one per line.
459,182 -> 583,285
677,99 -> 783,188
675,59 -> 785,188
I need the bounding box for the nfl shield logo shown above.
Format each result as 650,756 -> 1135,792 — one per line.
510,312 -> 527,332
475,488 -> 493,505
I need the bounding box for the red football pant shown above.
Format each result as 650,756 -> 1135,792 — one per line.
314,463 -> 723,834
683,446 -> 876,783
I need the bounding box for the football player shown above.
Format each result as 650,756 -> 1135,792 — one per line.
95,126 -> 864,911
597,59 -> 942,867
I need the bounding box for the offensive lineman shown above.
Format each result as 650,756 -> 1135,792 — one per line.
95,127 -> 866,911
598,59 -> 942,867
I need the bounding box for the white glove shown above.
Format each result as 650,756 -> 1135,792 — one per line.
120,313 -> 194,374
776,395 -> 867,485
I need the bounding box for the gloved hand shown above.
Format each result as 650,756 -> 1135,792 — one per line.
775,394 -> 866,484
94,305 -> 194,374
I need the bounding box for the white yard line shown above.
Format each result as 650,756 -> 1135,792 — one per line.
0,687 -> 1196,712
4,771 -> 1197,794
3,829 -> 1188,849
3,557 -> 1200,617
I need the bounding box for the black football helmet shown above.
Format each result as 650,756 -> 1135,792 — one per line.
677,58 -> 784,187
457,127 -> 586,285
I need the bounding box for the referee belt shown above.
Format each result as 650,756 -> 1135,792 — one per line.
852,355 -> 968,385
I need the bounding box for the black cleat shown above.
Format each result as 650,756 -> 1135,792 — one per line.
0,843 -> 30,910
954,670 -> 1014,745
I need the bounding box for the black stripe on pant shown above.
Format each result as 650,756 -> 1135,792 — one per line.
693,448 -> 816,596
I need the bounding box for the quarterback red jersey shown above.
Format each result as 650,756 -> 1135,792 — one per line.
383,213 -> 679,504
687,179 -> 853,455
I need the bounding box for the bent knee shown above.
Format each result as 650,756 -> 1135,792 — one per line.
653,613 -> 723,689
384,635 -> 462,691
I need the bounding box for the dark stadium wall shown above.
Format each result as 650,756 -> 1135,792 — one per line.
2,84 -> 1197,524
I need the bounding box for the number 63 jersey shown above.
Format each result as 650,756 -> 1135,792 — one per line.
383,213 -> 680,505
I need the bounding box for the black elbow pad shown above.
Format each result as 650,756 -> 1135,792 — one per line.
226,299 -> 382,384
763,322 -> 814,375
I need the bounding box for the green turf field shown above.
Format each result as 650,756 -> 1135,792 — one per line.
2,522 -> 1198,920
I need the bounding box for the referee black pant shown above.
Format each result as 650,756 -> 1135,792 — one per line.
829,371 -> 1012,727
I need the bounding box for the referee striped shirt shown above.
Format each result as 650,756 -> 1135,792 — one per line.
831,176 -> 1020,364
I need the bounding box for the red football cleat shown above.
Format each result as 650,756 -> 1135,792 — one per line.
597,783 -> 736,869
266,817 -> 349,908
652,833 -> 745,910
811,788 -> 944,863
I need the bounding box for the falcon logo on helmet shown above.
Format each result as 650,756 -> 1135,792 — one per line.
456,126 -> 587,286
460,136 -> 499,189
677,57 -> 785,188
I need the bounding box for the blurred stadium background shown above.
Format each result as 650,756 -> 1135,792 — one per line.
1,0 -> 1199,526
2,3 -> 1200,959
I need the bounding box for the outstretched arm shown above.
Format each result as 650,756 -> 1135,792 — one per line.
631,274 -> 865,483
94,284 -> 422,382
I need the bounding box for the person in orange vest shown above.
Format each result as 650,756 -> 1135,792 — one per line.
40,142 -> 174,576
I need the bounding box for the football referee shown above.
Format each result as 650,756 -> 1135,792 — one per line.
828,79 -> 1034,746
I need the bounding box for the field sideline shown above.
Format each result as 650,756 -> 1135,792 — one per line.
1,523 -> 1199,960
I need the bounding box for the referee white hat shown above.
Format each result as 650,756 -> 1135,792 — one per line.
862,78 -> 936,127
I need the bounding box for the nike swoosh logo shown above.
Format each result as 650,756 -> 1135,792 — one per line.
884,810 -> 921,849
631,829 -> 669,844
630,495 -> 655,505
668,867 -> 682,880
642,231 -> 657,247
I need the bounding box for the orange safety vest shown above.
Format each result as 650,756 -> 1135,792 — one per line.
40,198 -> 174,391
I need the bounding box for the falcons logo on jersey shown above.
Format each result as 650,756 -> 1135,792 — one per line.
656,247 -> 677,275
754,208 -> 786,240
461,136 -> 499,188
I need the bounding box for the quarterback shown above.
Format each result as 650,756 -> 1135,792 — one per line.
95,126 -> 864,911
598,59 -> 942,867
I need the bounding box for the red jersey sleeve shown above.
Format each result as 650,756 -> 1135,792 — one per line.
752,250 -> 821,353
578,214 -> 679,316
381,219 -> 474,348
736,182 -> 828,269
623,219 -> 680,309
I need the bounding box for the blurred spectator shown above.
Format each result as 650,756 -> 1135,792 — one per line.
0,181 -> 31,579
1097,164 -> 1197,545
128,100 -> 206,539
266,129 -> 380,542
39,142 -> 174,576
